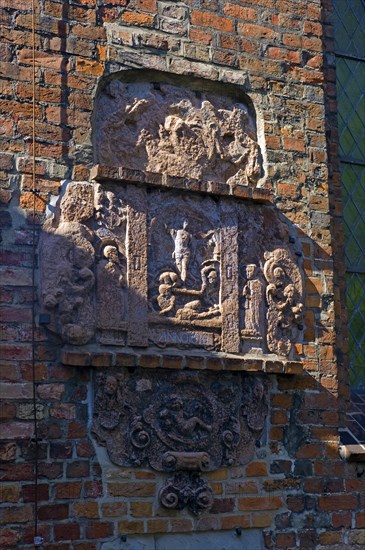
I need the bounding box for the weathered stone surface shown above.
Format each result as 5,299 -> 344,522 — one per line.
40,179 -> 304,357
94,74 -> 262,187
40,182 -> 96,345
159,472 -> 214,515
263,248 -> 303,356
92,369 -> 268,471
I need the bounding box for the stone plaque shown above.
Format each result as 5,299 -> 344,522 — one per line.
40,181 -> 304,357
92,369 -> 268,471
40,72 -> 303,358
94,75 -> 262,188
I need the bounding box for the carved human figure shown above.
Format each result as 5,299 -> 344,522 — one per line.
94,374 -> 123,430
242,378 -> 268,432
201,266 -> 220,311
156,272 -> 178,316
241,264 -> 264,339
264,249 -> 304,356
175,265 -> 220,320
159,396 -> 212,439
42,240 -> 95,345
165,220 -> 192,283
96,244 -> 126,330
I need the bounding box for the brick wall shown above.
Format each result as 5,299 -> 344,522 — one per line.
1,0 -> 364,549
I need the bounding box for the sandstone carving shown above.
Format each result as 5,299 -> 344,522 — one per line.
159,472 -> 214,515
92,369 -> 268,471
95,79 -> 261,187
165,219 -> 192,283
40,181 -> 304,356
96,244 -> 127,331
263,248 -> 304,356
40,182 -> 96,345
241,264 -> 264,339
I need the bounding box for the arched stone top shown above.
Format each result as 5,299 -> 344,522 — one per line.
93,70 -> 264,189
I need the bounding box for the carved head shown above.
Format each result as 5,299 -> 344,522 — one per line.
245,264 -> 257,280
273,267 -> 285,287
207,270 -> 218,285
103,245 -> 119,264
105,375 -> 118,396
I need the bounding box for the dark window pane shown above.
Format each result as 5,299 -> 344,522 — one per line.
334,0 -> 365,58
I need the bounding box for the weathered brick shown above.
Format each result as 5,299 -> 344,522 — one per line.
108,482 -> 155,497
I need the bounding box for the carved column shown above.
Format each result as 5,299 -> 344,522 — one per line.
126,185 -> 148,347
220,205 -> 240,353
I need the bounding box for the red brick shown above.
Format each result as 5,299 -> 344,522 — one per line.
66,461 -> 90,479
85,522 -> 114,539
238,496 -> 283,511
0,528 -> 21,548
318,495 -> 358,511
108,482 -> 155,497
0,485 -> 21,503
238,23 -> 279,41
191,11 -> 234,33
38,504 -> 69,521
38,383 -> 65,400
0,505 -> 33,524
22,484 -> 49,502
55,482 -> 82,499
54,523 -> 80,541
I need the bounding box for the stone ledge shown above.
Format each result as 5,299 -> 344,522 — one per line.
339,444 -> 365,462
90,164 -> 273,205
61,346 -> 302,374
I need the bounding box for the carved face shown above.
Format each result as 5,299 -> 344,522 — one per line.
104,246 -> 118,264
208,270 -> 218,285
246,264 -> 256,280
273,267 -> 285,286
105,376 -> 118,396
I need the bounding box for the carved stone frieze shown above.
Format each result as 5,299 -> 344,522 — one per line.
92,369 -> 268,471
94,76 -> 262,187
159,472 -> 214,515
40,180 -> 304,357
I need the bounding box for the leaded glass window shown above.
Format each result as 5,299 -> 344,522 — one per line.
334,0 -> 365,389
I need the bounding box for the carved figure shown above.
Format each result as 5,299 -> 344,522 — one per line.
241,264 -> 264,339
165,220 -> 192,283
41,228 -> 95,345
96,244 -> 126,330
159,395 -> 212,439
94,374 -> 124,431
156,272 -> 178,315
242,377 -> 268,432
264,249 -> 304,356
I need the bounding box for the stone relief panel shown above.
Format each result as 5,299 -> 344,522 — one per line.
40,182 -> 96,345
147,192 -> 222,351
92,369 -> 268,472
40,181 -> 304,357
95,78 -> 262,187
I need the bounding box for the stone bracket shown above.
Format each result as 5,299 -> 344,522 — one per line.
159,472 -> 214,516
